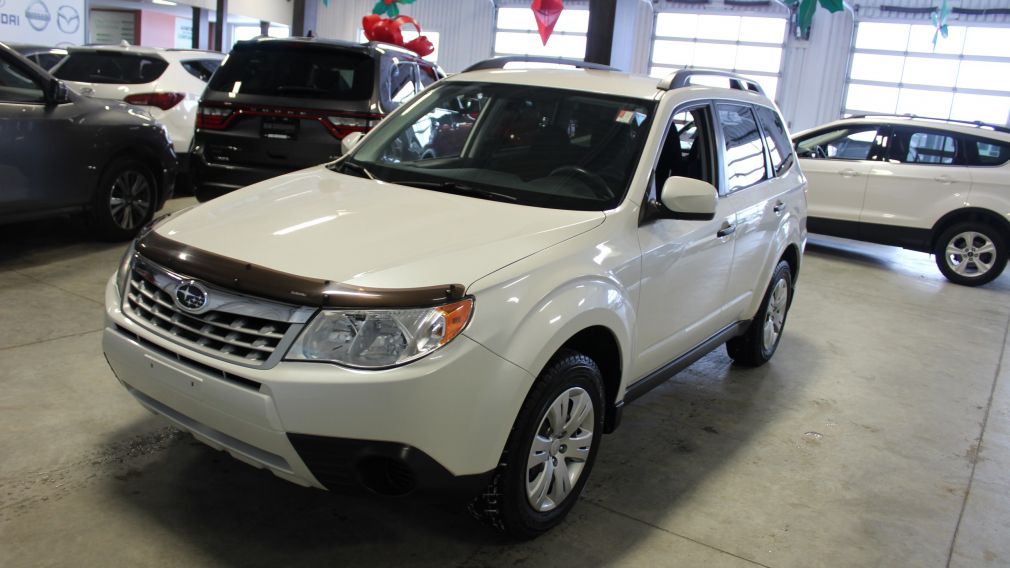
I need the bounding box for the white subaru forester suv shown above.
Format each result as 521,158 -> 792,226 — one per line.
794,115 -> 1010,286
103,59 -> 807,538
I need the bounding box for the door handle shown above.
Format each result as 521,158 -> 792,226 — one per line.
934,175 -> 954,184
717,222 -> 736,238
773,200 -> 786,214
839,168 -> 861,178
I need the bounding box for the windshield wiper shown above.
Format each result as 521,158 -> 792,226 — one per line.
394,180 -> 518,203
330,159 -> 375,180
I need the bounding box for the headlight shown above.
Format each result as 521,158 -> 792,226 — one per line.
286,298 -> 474,369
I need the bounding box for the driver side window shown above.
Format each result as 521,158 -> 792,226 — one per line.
0,60 -> 45,103
654,106 -> 715,195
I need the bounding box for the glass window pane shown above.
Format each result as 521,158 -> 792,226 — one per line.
738,17 -> 786,44
718,104 -> 767,191
963,27 -> 1008,57
693,43 -> 738,70
650,65 -> 676,79
696,15 -> 740,41
956,60 -> 1010,92
652,40 -> 695,67
855,22 -> 910,52
901,56 -> 958,88
950,93 -> 1010,125
494,32 -> 586,57
553,9 -> 589,33
907,24 -> 965,55
655,13 -> 698,38
895,88 -> 953,118
735,46 -> 781,73
742,74 -> 778,101
904,132 -> 956,164
845,84 -> 898,114
497,8 -> 536,31
849,53 -> 905,83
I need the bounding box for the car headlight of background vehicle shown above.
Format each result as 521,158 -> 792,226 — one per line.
286,298 -> 474,369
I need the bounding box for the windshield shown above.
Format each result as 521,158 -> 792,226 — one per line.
341,82 -> 654,211
207,45 -> 374,100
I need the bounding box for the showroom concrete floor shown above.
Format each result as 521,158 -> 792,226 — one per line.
1,197 -> 1008,568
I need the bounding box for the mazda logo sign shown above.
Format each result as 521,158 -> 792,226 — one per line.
174,282 -> 208,312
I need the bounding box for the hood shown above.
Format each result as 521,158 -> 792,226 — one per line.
154,166 -> 605,290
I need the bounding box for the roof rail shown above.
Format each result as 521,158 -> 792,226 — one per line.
462,56 -> 618,73
846,113 -> 1010,135
659,68 -> 765,96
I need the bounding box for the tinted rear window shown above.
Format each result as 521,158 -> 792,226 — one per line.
207,46 -> 374,100
971,138 -> 1010,166
182,59 -> 221,82
54,52 -> 168,84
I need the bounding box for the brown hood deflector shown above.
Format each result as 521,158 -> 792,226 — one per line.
137,231 -> 466,308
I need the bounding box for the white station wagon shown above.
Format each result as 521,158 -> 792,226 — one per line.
103,59 -> 807,538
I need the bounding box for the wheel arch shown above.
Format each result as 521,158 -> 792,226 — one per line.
929,207 -> 1010,250
94,143 -> 168,206
780,242 -> 801,284
557,326 -> 623,434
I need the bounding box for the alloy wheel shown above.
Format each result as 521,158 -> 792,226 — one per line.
108,170 -> 152,230
762,277 -> 788,351
526,386 -> 595,512
944,231 -> 997,279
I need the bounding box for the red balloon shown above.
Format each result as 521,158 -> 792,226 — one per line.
531,0 -> 564,45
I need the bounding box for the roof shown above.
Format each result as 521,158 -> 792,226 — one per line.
796,116 -> 1010,142
231,36 -> 422,59
69,44 -> 224,60
445,67 -> 771,103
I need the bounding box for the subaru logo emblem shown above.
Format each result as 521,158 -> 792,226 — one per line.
175,281 -> 208,312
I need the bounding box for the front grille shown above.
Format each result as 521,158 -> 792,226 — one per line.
124,266 -> 291,366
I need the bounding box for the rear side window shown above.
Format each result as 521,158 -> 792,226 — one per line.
970,138 -> 1010,166
181,59 -> 221,82
207,46 -> 375,100
717,103 -> 767,192
755,106 -> 793,175
54,53 -> 168,84
891,129 -> 957,164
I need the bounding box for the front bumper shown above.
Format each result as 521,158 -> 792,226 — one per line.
102,277 -> 531,496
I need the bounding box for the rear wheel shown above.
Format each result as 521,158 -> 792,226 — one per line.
91,158 -> 156,241
726,260 -> 793,367
470,349 -> 604,539
934,222 -> 1007,287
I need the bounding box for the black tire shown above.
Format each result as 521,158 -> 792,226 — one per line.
91,158 -> 157,241
726,260 -> 793,367
470,349 -> 605,539
933,222 -> 1008,287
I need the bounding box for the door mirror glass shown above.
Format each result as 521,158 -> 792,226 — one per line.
659,176 -> 717,220
341,131 -> 365,155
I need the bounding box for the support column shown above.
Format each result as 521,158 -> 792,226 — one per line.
585,0 -> 616,65
260,20 -> 270,37
214,0 -> 228,52
292,0 -> 318,37
192,7 -> 209,50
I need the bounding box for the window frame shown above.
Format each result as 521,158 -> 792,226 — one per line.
752,103 -> 795,178
715,101 -> 770,194
647,101 -> 721,203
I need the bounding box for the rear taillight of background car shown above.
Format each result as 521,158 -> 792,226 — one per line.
196,105 -> 234,129
124,92 -> 186,110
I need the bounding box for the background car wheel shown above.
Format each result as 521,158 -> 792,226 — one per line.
726,260 -> 793,367
91,158 -> 156,241
934,222 -> 1008,287
470,349 -> 604,539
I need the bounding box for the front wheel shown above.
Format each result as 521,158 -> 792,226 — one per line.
471,350 -> 604,539
934,223 -> 1008,287
726,260 -> 793,367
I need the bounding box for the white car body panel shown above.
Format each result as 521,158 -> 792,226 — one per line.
59,48 -> 223,154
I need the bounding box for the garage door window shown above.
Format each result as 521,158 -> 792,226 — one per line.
845,22 -> 1010,125
493,7 -> 589,59
651,13 -> 786,101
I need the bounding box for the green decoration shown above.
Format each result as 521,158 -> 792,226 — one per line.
932,0 -> 951,48
782,0 -> 845,38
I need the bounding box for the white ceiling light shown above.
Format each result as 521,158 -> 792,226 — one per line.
152,0 -> 178,5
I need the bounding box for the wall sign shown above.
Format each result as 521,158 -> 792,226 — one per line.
0,0 -> 85,46
89,9 -> 136,45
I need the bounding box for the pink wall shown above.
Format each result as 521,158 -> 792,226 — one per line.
139,10 -> 177,48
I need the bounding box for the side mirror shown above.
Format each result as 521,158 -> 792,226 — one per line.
341,131 -> 365,155
46,79 -> 68,105
657,176 -> 717,221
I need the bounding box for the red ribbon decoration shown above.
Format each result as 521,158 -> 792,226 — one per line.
531,0 -> 564,45
362,14 -> 435,57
